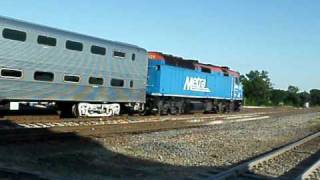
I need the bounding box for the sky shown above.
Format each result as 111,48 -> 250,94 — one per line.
0,0 -> 319,91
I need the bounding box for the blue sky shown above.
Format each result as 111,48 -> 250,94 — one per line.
0,0 -> 319,91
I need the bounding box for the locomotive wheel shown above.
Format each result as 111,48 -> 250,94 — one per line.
169,106 -> 175,115
183,103 -> 192,114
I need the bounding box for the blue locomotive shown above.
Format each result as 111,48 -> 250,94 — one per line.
144,52 -> 243,114
0,16 -> 242,117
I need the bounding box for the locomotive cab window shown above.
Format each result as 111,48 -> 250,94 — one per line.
2,28 -> 26,42
111,79 -> 124,87
113,51 -> 126,58
38,35 -> 56,46
156,65 -> 161,71
1,69 -> 22,78
64,75 -> 80,83
89,77 -> 104,85
235,77 -> 240,85
66,40 -> 83,51
91,45 -> 106,55
34,71 -> 54,82
201,67 -> 211,73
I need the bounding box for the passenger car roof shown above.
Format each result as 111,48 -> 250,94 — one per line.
0,16 -> 146,51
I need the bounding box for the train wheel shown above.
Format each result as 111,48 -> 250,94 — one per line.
177,101 -> 185,115
56,102 -> 75,118
217,103 -> 223,113
139,110 -> 148,116
212,105 -> 219,113
182,102 -> 191,114
169,107 -> 179,115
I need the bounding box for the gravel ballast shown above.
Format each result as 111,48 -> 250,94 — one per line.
101,113 -> 320,168
0,111 -> 319,179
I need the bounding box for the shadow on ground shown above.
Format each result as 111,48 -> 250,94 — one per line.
0,119 -> 219,180
0,111 -> 318,180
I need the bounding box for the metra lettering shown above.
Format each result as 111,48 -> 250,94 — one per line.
183,77 -> 211,92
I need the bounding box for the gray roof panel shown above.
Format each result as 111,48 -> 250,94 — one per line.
0,15 -> 146,51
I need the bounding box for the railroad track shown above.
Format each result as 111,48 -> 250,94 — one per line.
0,163 -> 62,180
297,159 -> 320,180
0,107 -> 315,127
0,112 -> 267,130
0,108 -> 318,145
0,109 -> 318,179
0,112 -> 271,144
203,131 -> 320,180
0,107 -> 313,130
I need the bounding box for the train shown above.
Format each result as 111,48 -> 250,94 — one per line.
0,16 -> 243,117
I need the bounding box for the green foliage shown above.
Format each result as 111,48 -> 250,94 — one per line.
310,89 -> 320,106
241,70 -> 272,106
284,86 -> 301,106
299,92 -> 311,107
241,70 -> 318,107
270,89 -> 287,106
269,88 -> 310,107
288,86 -> 299,94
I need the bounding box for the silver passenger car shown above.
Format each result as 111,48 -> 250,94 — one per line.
0,16 -> 148,116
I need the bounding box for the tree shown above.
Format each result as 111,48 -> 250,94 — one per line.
241,70 -> 272,106
271,87 -> 309,107
288,86 -> 299,94
299,91 -> 311,107
270,89 -> 287,106
310,89 -> 320,106
241,70 -> 318,107
284,85 -> 301,107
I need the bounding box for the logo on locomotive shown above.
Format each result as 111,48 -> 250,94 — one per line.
183,77 -> 211,92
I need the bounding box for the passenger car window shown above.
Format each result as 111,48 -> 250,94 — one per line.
1,69 -> 22,78
132,54 -> 136,61
2,28 -> 26,42
64,75 -> 80,83
38,35 -> 56,46
89,77 -> 104,85
91,45 -> 106,55
111,79 -> 124,87
113,51 -> 126,58
130,80 -> 134,88
66,40 -> 83,51
34,71 -> 54,82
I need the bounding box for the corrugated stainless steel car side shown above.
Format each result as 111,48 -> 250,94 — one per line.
0,16 -> 148,103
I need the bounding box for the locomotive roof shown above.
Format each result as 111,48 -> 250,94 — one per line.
160,54 -> 198,70
0,16 -> 145,51
148,51 -> 240,77
148,52 -> 198,70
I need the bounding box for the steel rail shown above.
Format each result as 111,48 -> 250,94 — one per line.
0,112 -> 266,130
295,159 -> 320,180
0,165 -> 64,180
208,131 -> 320,180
